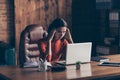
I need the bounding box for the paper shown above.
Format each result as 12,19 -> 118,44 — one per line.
24,61 -> 38,68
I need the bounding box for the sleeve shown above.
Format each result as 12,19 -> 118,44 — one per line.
39,42 -> 46,53
38,40 -> 46,60
60,39 -> 69,60
46,54 -> 52,62
63,39 -> 69,46
38,40 -> 52,62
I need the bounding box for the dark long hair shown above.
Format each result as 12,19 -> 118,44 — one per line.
47,18 -> 68,34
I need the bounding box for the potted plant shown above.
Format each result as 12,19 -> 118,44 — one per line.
76,61 -> 81,70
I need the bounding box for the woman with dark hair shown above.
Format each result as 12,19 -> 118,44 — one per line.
38,18 -> 73,64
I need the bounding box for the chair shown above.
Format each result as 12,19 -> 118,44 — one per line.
19,24 -> 47,67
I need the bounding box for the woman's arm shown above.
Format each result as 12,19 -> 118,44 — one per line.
46,29 -> 56,61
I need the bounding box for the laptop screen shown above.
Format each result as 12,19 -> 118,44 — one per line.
66,42 -> 92,64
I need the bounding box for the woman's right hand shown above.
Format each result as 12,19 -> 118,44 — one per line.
47,29 -> 56,41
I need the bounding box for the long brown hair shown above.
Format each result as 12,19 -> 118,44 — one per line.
47,18 -> 68,34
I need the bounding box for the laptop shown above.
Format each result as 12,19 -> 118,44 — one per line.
56,42 -> 92,66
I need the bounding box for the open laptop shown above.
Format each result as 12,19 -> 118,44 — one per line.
56,42 -> 92,66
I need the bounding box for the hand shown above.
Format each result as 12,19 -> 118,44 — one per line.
65,28 -> 73,43
47,29 -> 56,41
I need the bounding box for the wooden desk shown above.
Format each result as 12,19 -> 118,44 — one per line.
0,54 -> 120,80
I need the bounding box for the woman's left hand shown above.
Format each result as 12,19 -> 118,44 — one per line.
65,28 -> 73,43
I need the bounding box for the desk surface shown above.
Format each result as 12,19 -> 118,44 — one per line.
0,54 -> 120,80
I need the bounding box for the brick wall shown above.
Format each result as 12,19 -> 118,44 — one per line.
15,0 -> 72,54
0,0 -> 15,46
0,0 -> 72,64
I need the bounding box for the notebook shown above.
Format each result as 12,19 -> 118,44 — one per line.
56,42 -> 92,66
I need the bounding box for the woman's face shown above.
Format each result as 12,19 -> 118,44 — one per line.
55,26 -> 67,40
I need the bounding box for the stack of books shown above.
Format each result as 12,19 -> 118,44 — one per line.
109,11 -> 119,37
96,0 -> 112,9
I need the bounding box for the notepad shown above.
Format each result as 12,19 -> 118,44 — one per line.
24,61 -> 38,68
